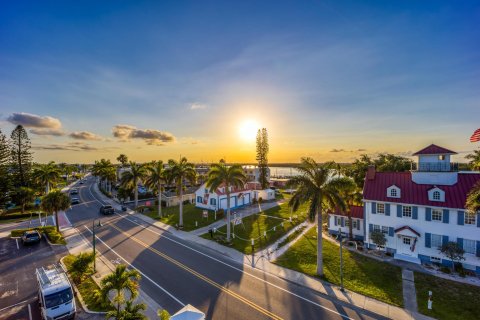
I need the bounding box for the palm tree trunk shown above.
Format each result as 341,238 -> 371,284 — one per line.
158,182 -> 162,218
46,181 -> 49,194
55,210 -> 60,232
316,207 -> 323,276
134,188 -> 138,209
226,191 -> 231,241
179,184 -> 184,227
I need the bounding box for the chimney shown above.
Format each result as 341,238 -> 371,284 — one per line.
367,165 -> 376,180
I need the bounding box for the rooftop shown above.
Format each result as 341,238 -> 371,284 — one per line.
412,144 -> 457,156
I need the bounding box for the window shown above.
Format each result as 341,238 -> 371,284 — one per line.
197,196 -> 202,203
373,224 -> 380,232
432,209 -> 442,222
387,186 -> 400,198
352,220 -> 358,229
438,155 -> 445,160
403,237 -> 411,245
431,234 -> 442,248
433,191 -> 440,201
377,203 -> 385,214
381,226 -> 389,234
336,217 -> 342,226
402,206 -> 412,218
390,189 -> 397,197
465,212 -> 476,225
463,239 -> 476,255
430,256 -> 441,263
345,219 -> 350,227
204,189 -> 208,194
210,198 -> 216,206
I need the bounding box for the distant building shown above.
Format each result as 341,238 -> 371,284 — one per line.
362,144 -> 480,275
195,182 -> 254,210
243,165 -> 270,183
327,205 -> 365,241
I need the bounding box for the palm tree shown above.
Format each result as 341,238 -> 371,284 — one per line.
145,161 -> 168,218
287,158 -> 355,276
106,300 -> 147,320
339,185 -> 362,240
168,157 -> 196,228
466,149 -> 480,171
120,162 -> 147,209
41,190 -> 70,232
100,264 -> 141,317
16,186 -> 35,213
32,161 -> 61,194
92,159 -> 116,191
117,154 -> 129,168
206,162 -> 246,241
466,181 -> 480,213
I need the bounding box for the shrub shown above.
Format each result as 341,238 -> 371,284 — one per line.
158,309 -> 170,320
440,266 -> 452,274
258,197 -> 263,203
68,252 -> 95,283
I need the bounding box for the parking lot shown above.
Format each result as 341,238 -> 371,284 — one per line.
0,235 -> 64,320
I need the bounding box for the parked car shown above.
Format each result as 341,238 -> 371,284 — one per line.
70,189 -> 78,195
22,230 -> 41,245
100,205 -> 115,215
71,198 -> 80,205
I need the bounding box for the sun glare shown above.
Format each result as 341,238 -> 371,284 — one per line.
239,120 -> 259,142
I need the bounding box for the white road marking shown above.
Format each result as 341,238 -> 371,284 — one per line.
0,299 -> 31,313
86,181 -> 355,320
28,303 -> 32,320
84,225 -> 185,307
16,238 -> 19,250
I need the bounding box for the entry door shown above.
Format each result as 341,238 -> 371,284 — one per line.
398,236 -> 413,256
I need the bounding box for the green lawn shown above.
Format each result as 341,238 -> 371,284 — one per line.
11,226 -> 66,244
274,228 -> 404,306
63,255 -> 113,312
141,203 -> 223,231
201,201 -> 309,254
415,272 -> 480,320
0,210 -> 48,224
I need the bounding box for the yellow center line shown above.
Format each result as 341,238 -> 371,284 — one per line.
105,221 -> 283,320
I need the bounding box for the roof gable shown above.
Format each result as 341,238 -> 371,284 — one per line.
412,144 -> 457,156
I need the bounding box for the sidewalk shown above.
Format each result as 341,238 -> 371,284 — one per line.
92,183 -> 434,320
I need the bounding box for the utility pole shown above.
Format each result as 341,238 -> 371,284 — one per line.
93,219 -> 102,272
251,238 -> 255,267
339,227 -> 344,291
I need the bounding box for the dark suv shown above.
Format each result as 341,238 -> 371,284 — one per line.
22,230 -> 41,245
100,205 -> 115,215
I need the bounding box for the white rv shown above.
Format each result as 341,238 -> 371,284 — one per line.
36,264 -> 76,320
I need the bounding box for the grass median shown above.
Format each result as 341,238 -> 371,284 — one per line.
274,228 -> 404,306
415,271 -> 480,320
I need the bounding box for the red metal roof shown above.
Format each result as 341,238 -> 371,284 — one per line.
412,144 -> 457,155
328,205 -> 364,219
363,172 -> 480,209
213,183 -> 251,195
394,226 -> 421,237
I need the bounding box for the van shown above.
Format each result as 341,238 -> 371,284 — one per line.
36,264 -> 76,320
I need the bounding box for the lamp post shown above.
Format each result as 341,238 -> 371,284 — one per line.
251,238 -> 255,267
338,227 -> 344,292
92,219 -> 102,272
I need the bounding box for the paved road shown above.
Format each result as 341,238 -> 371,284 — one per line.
65,177 -> 387,320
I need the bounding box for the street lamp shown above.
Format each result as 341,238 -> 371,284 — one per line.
92,219 -> 103,272
338,227 -> 344,292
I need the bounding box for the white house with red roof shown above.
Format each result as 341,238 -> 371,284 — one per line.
327,205 -> 365,240
363,144 -> 480,275
195,182 -> 254,211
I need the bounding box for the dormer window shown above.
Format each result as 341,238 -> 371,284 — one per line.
387,185 -> 401,198
433,191 -> 440,200
428,187 -> 445,202
438,155 -> 445,161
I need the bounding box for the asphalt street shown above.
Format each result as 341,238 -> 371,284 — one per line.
65,177 -> 387,320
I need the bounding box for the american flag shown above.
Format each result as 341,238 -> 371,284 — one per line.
470,128 -> 480,142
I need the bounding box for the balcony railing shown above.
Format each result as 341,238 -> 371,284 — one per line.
411,162 -> 458,172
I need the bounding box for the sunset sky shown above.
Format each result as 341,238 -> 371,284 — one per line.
1,1 -> 479,164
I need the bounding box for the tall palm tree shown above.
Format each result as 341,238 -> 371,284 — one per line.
206,162 -> 246,241
287,158 -> 355,276
41,190 -> 70,232
92,159 -> 116,191
145,161 -> 168,218
120,162 -> 147,209
339,185 -> 362,240
104,166 -> 117,193
465,149 -> 480,171
168,157 -> 196,228
33,162 -> 61,194
106,300 -> 147,320
466,181 -> 480,213
100,264 -> 141,317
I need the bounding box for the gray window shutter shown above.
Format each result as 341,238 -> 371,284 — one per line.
369,224 -> 373,232
388,227 -> 394,237
477,241 -> 480,257
477,213 -> 480,228
442,209 -> 449,224
425,233 -> 431,248
442,235 -> 449,245
397,205 -> 402,217
457,237 -> 463,249
386,203 -> 390,216
425,208 -> 431,221
341,217 -> 345,227
412,206 -> 418,220
334,216 -> 337,226
357,219 -> 360,230
457,211 -> 464,225
372,202 -> 377,214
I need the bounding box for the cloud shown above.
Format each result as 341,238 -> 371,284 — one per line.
190,103 -> 207,110
32,142 -> 101,152
69,131 -> 102,141
7,112 -> 65,136
330,148 -> 345,153
112,124 -> 175,145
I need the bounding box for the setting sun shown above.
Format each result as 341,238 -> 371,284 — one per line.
238,119 -> 259,142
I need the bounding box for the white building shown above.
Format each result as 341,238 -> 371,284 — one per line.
243,165 -> 270,183
327,205 -> 365,241
363,144 -> 480,275
195,182 -> 254,211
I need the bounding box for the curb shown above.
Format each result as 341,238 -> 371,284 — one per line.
59,256 -> 107,315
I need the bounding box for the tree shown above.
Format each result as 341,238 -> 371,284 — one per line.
158,309 -> 171,320
145,161 -> 168,218
439,242 -> 465,272
67,252 -> 95,283
370,230 -> 387,249
92,159 -> 116,192
256,128 -> 269,189
32,162 -> 61,194
466,181 -> 480,213
0,129 -> 11,209
41,190 -> 70,232
287,158 -> 355,276
345,154 -> 373,190
15,187 -> 35,213
10,125 -> 33,187
206,162 -> 247,241
465,149 -> 480,171
339,185 -> 362,240
117,154 -> 129,168
168,157 -> 196,228
120,162 -> 147,209
106,300 -> 147,320
99,264 -> 141,317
